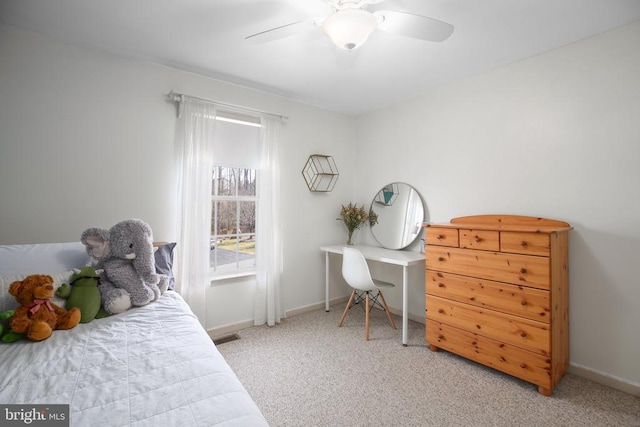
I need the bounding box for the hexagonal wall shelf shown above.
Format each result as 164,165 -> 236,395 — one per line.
302,154 -> 339,192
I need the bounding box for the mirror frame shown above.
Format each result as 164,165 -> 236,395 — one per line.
369,182 -> 426,250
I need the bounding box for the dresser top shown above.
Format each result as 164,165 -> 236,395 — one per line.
424,214 -> 573,233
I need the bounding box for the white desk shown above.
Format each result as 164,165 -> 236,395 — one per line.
320,244 -> 425,346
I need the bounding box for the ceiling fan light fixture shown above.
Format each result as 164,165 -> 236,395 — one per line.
322,9 -> 378,51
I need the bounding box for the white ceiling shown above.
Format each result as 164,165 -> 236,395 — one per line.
2,0 -> 640,115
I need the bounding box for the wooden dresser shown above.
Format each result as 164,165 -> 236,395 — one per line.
424,215 -> 572,396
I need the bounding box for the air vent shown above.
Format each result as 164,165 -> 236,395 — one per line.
213,334 -> 240,346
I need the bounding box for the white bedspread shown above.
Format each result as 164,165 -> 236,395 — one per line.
0,291 -> 268,427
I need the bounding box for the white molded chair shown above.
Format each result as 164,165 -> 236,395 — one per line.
338,247 -> 397,340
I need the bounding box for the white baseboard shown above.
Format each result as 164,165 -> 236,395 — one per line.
285,296 -> 350,317
207,302 -> 639,397
206,296 -> 350,338
384,308 -> 640,396
290,297 -> 426,324
568,362 -> 640,396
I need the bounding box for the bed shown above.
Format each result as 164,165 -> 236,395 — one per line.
0,242 -> 268,427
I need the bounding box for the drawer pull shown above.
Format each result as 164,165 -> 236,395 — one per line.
520,268 -> 527,274
520,300 -> 527,306
520,241 -> 528,248
520,331 -> 527,338
438,309 -> 445,314
437,234 -> 444,240
437,283 -> 445,288
438,257 -> 446,262
474,236 -> 482,243
437,272 -> 443,278
520,363 -> 527,369
438,334 -> 444,340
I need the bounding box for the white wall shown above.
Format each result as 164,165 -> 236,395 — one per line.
2,19 -> 638,392
0,24 -> 355,331
356,22 -> 640,389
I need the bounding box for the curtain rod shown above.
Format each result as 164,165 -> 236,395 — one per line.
167,91 -> 288,121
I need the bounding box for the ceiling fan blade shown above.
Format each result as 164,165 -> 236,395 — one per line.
245,18 -> 320,44
373,10 -> 454,42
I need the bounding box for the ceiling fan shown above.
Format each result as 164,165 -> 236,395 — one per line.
245,0 -> 454,51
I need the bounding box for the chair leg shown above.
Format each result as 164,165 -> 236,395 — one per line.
365,291 -> 370,341
378,291 -> 397,330
338,290 -> 357,327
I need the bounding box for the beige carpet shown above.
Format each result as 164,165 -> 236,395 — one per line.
215,304 -> 640,427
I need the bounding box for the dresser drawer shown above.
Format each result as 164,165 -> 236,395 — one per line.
426,320 -> 552,388
426,270 -> 551,323
426,295 -> 550,355
425,246 -> 550,290
501,232 -> 550,256
425,227 -> 459,247
460,229 -> 500,251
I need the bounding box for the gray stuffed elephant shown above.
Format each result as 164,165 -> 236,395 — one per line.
81,219 -> 169,315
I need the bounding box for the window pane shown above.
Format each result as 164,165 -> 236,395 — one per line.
211,234 -> 256,270
239,201 -> 256,234
215,200 -> 237,236
213,166 -> 236,196
238,168 -> 256,196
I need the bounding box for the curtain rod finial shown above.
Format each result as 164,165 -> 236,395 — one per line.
167,91 -> 183,117
167,91 -> 181,102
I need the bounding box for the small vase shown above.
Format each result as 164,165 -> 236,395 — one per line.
347,229 -> 355,245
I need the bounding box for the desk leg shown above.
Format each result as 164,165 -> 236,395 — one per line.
402,265 -> 408,347
325,252 -> 330,312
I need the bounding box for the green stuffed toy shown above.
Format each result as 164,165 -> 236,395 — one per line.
56,266 -> 107,323
0,310 -> 24,343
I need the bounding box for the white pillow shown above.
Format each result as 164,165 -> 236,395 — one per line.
0,270 -> 74,312
0,242 -> 88,276
0,242 -> 89,313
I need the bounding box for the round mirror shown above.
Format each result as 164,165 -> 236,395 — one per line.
369,182 -> 425,250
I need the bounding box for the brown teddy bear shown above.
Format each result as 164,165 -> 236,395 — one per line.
9,274 -> 81,342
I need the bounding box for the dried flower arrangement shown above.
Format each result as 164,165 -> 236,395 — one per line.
337,203 -> 378,245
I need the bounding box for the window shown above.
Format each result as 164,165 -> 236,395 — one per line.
210,166 -> 256,274
209,113 -> 261,278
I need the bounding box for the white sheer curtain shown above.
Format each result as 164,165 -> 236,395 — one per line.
254,115 -> 284,326
174,97 -> 217,326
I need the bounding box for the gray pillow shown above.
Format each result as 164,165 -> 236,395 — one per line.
154,242 -> 176,290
